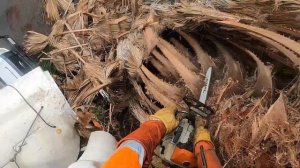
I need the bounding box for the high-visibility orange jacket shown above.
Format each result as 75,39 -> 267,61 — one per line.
102,120 -> 221,168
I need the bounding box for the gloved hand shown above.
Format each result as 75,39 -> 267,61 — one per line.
193,117 -> 222,168
116,107 -> 179,167
150,106 -> 179,134
194,116 -> 211,145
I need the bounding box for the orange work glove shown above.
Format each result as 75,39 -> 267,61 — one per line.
150,106 -> 180,134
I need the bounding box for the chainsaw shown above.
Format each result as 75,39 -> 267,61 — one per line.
155,67 -> 214,168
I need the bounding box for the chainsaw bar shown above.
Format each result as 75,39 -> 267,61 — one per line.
181,67 -> 214,118
159,67 -> 214,168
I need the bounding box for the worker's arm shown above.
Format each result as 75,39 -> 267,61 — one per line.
102,107 -> 179,168
194,117 -> 222,168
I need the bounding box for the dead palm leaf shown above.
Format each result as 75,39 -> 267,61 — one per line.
276,0 -> 300,12
83,61 -> 106,84
170,38 -> 192,60
251,93 -> 288,145
75,82 -> 111,105
48,48 -> 78,73
141,65 -> 184,101
163,34 -> 199,73
217,20 -> 300,56
51,40 -> 86,65
131,80 -> 160,111
157,38 -> 203,98
36,2 -> 300,167
57,0 -> 75,14
45,0 -> 60,23
213,40 -> 244,83
140,71 -> 177,108
24,31 -> 49,55
176,3 -> 245,21
152,49 -> 179,78
125,39 -> 185,102
144,27 -> 159,56
66,0 -> 89,30
129,101 -> 150,123
150,58 -> 172,78
233,44 -> 273,97
248,32 -> 300,70
177,31 -> 215,73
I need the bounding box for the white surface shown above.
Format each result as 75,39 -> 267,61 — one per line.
0,48 -> 9,55
68,131 -> 117,168
7,38 -> 16,45
0,67 -> 80,168
0,57 -> 21,86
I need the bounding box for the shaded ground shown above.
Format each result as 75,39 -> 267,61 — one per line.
0,0 -> 49,44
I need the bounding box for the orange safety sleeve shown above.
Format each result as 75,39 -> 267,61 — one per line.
195,141 -> 222,168
102,147 -> 141,168
118,120 -> 166,168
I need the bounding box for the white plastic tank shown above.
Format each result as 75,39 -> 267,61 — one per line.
0,67 -> 80,168
68,131 -> 117,168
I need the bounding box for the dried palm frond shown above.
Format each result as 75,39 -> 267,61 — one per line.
235,44 -> 273,96
150,57 -> 172,78
48,50 -> 77,73
157,38 -> 203,98
63,71 -> 85,97
251,93 -> 288,145
66,0 -> 89,30
71,63 -> 118,106
24,31 -> 49,55
45,0 -> 60,23
57,0 -> 75,14
49,20 -> 66,43
175,3 -> 246,22
119,39 -> 143,76
24,20 -> 66,56
131,79 -> 160,111
276,0 -> 300,9
141,65 -> 184,101
129,101 -> 150,123
124,38 -> 185,103
119,0 -> 139,14
27,1 -> 300,167
83,61 -> 106,84
213,40 -> 244,83
215,0 -> 300,31
217,21 -> 300,56
248,32 -> 300,70
44,0 -> 75,23
141,72 -> 178,108
169,38 -> 192,59
151,49 -> 179,78
162,34 -> 200,73
144,27 -> 159,55
177,31 -> 215,73
73,82 -> 111,105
